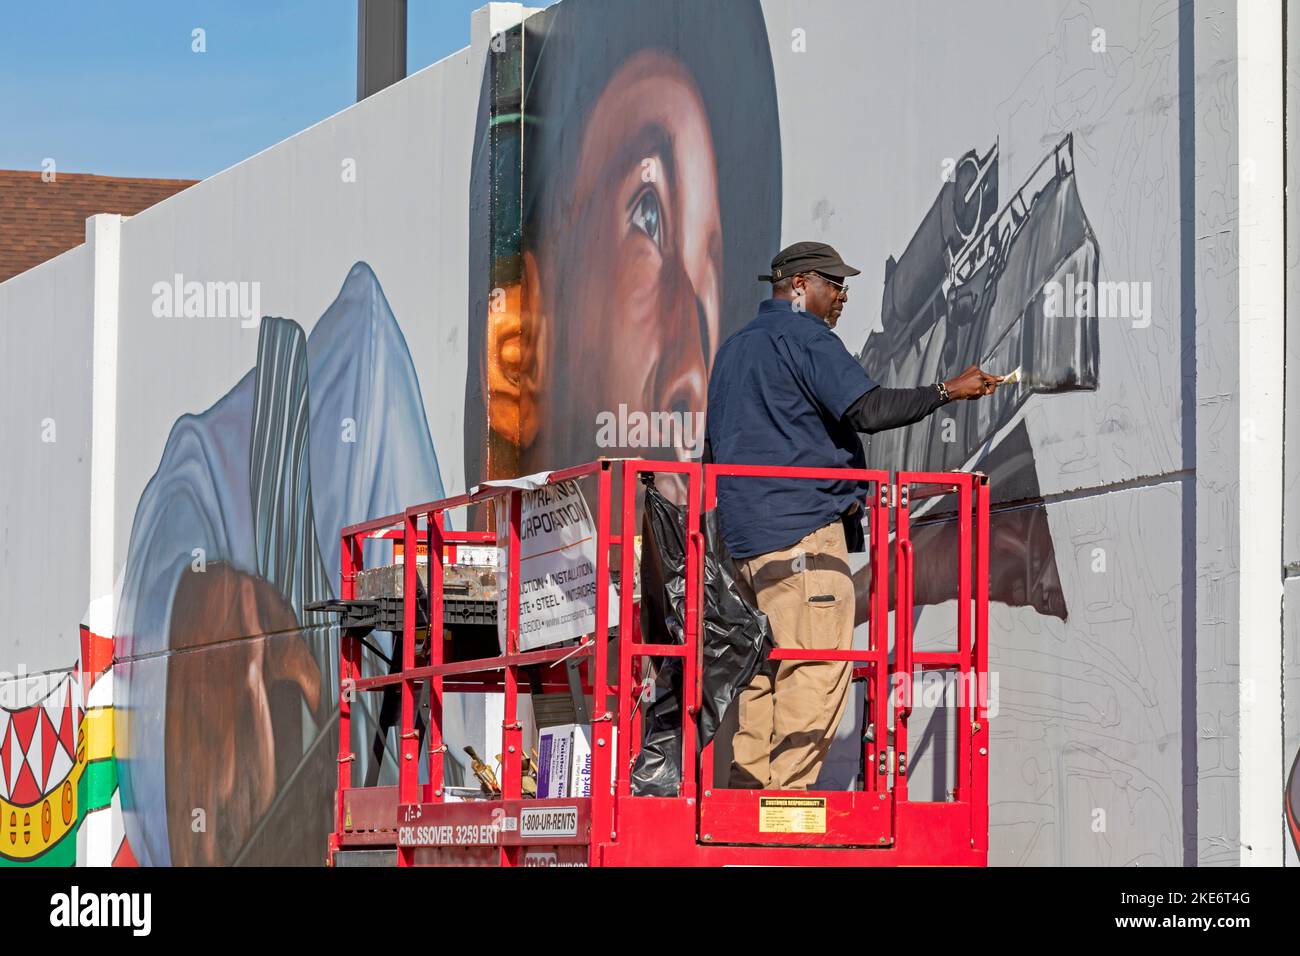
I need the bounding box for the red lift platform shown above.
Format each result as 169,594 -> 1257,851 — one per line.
324,460 -> 991,867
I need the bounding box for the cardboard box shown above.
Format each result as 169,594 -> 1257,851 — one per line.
536,724 -> 615,798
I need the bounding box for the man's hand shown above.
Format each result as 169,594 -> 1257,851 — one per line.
943,365 -> 1004,400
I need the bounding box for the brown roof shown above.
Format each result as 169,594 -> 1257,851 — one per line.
0,169 -> 198,283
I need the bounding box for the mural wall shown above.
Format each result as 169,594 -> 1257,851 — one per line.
0,0 -> 1289,865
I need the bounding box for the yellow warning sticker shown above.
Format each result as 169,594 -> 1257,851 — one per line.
759,797 -> 826,833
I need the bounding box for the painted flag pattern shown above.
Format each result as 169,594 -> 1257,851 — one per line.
0,625 -> 130,865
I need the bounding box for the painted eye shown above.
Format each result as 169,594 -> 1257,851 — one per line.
629,188 -> 663,247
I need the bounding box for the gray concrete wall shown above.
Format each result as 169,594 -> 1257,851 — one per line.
0,244 -> 94,680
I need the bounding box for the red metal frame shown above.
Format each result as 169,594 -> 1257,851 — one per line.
328,460 -> 991,867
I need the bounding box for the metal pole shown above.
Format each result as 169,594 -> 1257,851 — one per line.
972,476 -> 991,854
955,479 -> 972,802
590,465 -> 614,862
616,464 -> 638,800
333,534 -> 361,863
501,491 -> 523,865
428,510 -> 446,801
356,0 -> 407,101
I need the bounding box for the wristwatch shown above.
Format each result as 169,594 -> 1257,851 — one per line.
934,381 -> 950,403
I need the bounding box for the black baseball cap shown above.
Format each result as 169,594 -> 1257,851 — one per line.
758,241 -> 861,282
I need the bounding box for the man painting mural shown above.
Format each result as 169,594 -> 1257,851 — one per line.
706,242 -> 1003,790
460,0 -> 1022,794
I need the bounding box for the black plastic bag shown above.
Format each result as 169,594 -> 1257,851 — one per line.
630,481 -> 772,796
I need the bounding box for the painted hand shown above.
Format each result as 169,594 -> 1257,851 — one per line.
165,563 -> 321,866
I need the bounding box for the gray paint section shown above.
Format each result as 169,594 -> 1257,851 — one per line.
1286,0 -> 1300,572
1192,0 -> 1242,866
1288,0 -> 1300,869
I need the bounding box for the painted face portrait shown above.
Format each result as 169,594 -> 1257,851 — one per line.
528,50 -> 722,470
464,0 -> 781,487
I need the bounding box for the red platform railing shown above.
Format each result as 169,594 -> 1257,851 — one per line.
327,459 -> 990,867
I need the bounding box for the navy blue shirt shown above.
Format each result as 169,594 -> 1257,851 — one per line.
706,298 -> 877,559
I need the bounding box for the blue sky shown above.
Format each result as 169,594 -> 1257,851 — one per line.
0,0 -> 554,180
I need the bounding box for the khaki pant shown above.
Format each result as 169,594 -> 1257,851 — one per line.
729,520 -> 855,791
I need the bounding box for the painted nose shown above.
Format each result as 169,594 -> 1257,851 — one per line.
653,265 -> 709,457
657,334 -> 707,456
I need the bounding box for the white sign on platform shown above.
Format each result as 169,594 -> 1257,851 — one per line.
492,477 -> 616,651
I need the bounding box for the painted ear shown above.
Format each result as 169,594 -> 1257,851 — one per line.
484,251 -> 546,449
